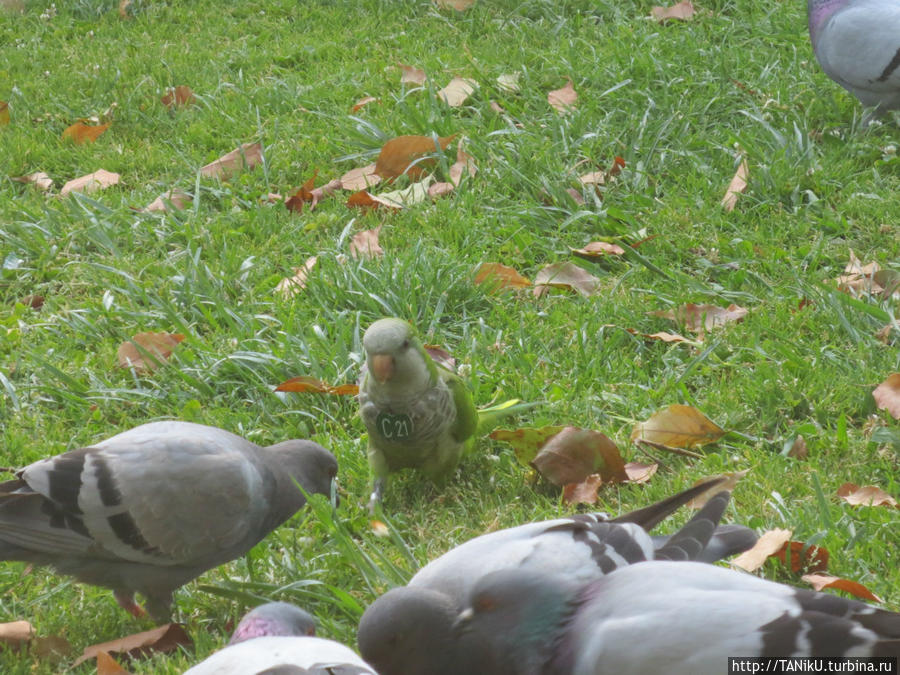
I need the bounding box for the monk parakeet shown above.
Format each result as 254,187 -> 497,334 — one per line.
359,318 -> 529,513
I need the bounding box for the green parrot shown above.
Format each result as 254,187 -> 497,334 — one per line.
359,317 -> 531,513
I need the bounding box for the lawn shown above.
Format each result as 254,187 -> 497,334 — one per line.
1,0 -> 899,672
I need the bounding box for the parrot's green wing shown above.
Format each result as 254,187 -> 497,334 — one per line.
442,370 -> 479,445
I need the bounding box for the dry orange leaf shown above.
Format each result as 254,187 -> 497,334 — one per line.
118,0 -> 131,18
624,461 -> 658,483
437,77 -> 478,107
721,157 -> 749,212
346,189 -> 390,210
0,100 -> 9,126
773,540 -> 829,574
370,520 -> 390,537
837,483 -> 898,508
450,142 -> 477,187
97,650 -> 132,675
276,256 -> 318,298
533,262 -> 601,297
801,574 -> 883,603
340,163 -> 382,191
873,374 -> 900,420
631,404 -> 725,450
399,63 -> 427,86
199,141 -> 262,180
571,241 -> 625,259
0,620 -> 34,647
60,169 -> 120,196
285,171 -> 318,213
435,0 -> 475,9
623,328 -> 696,344
562,474 -> 604,506
375,135 -> 455,179
474,262 -> 531,292
731,528 -> 793,572
73,624 -> 192,667
143,189 -> 191,213
11,171 -> 53,192
649,303 -> 748,333
62,121 -> 110,144
350,226 -> 384,260
531,426 -> 628,487
161,85 -> 195,109
275,376 -> 359,396
428,181 -> 455,198
548,79 -> 577,114
651,0 -> 696,22
352,96 -> 378,112
117,332 -> 185,373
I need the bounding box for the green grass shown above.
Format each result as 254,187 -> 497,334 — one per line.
2,0 -> 899,671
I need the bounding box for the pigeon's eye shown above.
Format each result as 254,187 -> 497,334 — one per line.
402,339 -> 410,349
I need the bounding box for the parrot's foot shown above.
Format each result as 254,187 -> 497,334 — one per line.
367,478 -> 386,516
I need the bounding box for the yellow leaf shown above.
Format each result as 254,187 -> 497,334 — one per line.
631,404 -> 725,449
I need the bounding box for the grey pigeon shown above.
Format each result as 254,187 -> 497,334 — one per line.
0,421 -> 337,620
457,561 -> 900,674
358,482 -> 756,674
407,477 -> 757,603
185,602 -> 375,675
809,0 -> 900,120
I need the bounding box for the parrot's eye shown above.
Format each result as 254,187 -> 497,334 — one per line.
402,339 -> 410,349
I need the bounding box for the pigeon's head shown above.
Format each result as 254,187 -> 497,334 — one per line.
358,586 -> 468,675
455,569 -> 578,672
267,440 -> 338,516
229,602 -> 317,644
362,318 -> 430,386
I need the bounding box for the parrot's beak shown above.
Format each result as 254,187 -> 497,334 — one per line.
371,354 -> 395,383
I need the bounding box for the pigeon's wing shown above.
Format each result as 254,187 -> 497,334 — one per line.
10,423 -> 269,566
609,475 -> 727,530
653,490 -> 731,561
816,2 -> 900,100
570,562 -> 900,674
184,637 -> 376,675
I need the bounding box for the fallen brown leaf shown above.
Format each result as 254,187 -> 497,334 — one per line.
531,426 -> 628,486
474,262 -> 531,292
623,328 -> 696,344
873,374 -> 900,420
496,73 -> 520,93
399,63 -> 427,86
649,303 -> 748,333
117,332 -> 185,373
275,376 -> 359,396
161,85 -> 195,109
375,135 -> 455,179
562,474 -> 604,505
837,483 -> 898,508
11,171 -> 53,192
352,96 -> 378,112
275,257 -> 318,298
548,79 -> 577,114
449,142 -> 477,187
773,540 -> 829,574
437,77 -> 478,107
533,262 -> 601,297
340,163 -> 382,191
118,0 -> 131,18
801,574 -> 883,603
570,241 -> 626,259
651,0 -> 696,22
60,169 -> 120,196
731,529 -> 793,572
0,101 -> 9,126
285,171 -> 319,213
73,624 -> 192,667
489,426 -> 566,465
199,141 -> 262,180
721,157 -> 748,212
624,461 -> 658,483
435,0 -> 475,9
97,650 -> 132,675
428,181 -> 455,198
62,121 -> 110,144
423,344 -> 456,372
350,226 -> 384,260
369,176 -> 434,208
143,189 -> 191,213
631,404 -> 725,450
787,435 -> 809,460
346,190 -> 390,210
17,294 -> 45,309
0,620 -> 34,647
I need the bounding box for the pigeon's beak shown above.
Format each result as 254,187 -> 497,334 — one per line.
371,354 -> 395,383
452,607 -> 474,634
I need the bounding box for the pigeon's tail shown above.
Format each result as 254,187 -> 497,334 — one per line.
476,400 -> 541,435
695,524 -> 758,563
652,490 -> 732,562
610,475 -> 729,532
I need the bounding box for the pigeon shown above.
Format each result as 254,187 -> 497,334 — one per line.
358,480 -> 758,674
186,602 -> 375,675
0,421 -> 337,620
808,0 -> 900,121
457,561 -> 900,674
407,477 -> 757,603
359,317 -> 533,512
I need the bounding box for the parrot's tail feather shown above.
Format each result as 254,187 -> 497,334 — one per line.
476,400 -> 541,434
